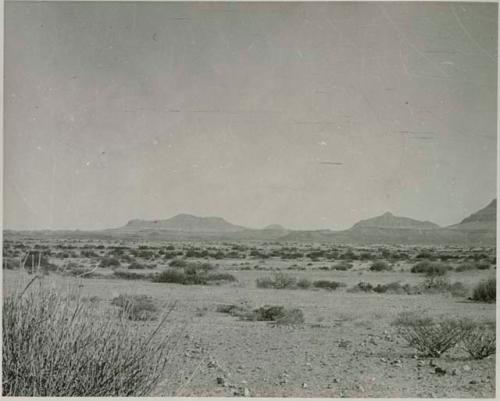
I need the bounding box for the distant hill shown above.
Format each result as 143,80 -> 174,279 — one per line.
351,212 -> 439,230
120,214 -> 246,233
263,224 -> 287,231
447,199 -> 496,232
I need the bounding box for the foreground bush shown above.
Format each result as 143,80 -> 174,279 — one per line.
471,278 -> 496,303
393,313 -> 469,357
3,283 -> 171,396
461,322 -> 496,359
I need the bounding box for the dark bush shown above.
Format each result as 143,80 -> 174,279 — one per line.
369,260 -> 392,272
251,305 -> 305,325
411,261 -> 451,276
373,282 -> 406,294
99,257 -> 120,268
111,294 -> 159,321
152,270 -> 207,285
206,272 -> 237,283
297,278 -> 312,289
352,281 -> 374,292
476,260 -> 491,270
471,278 -> 496,303
333,261 -> 353,271
3,258 -> 18,270
455,262 -> 475,272
169,258 -> 187,268
113,270 -> 150,280
256,273 -> 297,289
312,280 -> 345,290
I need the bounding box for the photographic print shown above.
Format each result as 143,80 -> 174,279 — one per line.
2,1 -> 497,397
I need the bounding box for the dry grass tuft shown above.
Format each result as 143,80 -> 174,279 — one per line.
2,281 -> 174,396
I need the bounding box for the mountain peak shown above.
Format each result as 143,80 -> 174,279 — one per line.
458,199 -> 496,226
351,212 -> 439,230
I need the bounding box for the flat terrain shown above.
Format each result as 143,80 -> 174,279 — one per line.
2,239 -> 497,397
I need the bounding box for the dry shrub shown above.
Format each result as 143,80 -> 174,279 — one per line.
312,280 -> 345,290
297,278 -> 312,289
256,272 -> 297,289
251,305 -> 305,325
411,261 -> 451,275
420,277 -> 468,297
217,303 -> 305,325
333,261 -> 353,271
471,278 -> 496,303
111,294 -> 159,321
2,282 -> 172,396
461,322 -> 496,359
369,260 -> 392,272
152,269 -> 236,285
113,270 -> 151,280
392,313 -> 468,357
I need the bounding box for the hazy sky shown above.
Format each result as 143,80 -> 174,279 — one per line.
4,2 -> 498,231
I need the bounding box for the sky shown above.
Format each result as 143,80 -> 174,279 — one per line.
4,1 -> 498,231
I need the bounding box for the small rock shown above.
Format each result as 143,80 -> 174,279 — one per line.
417,360 -> 426,367
216,377 -> 226,386
429,360 -> 438,367
469,380 -> 478,385
302,383 -> 308,389
332,378 -> 339,383
434,367 -> 446,376
242,387 -> 250,397
357,385 -> 365,393
463,365 -> 472,372
391,360 -> 403,368
451,368 -> 459,376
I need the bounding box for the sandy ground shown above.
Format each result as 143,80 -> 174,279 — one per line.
3,266 -> 496,398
